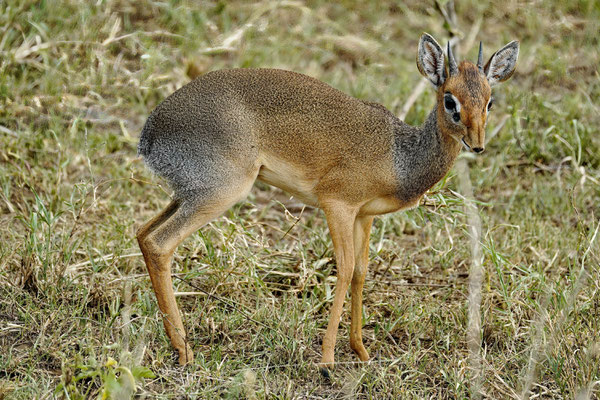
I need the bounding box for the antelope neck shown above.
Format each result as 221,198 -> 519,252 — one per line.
392,105 -> 462,203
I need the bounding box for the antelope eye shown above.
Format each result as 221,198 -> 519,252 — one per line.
444,97 -> 456,110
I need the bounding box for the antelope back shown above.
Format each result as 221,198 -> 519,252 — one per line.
139,68 -> 401,204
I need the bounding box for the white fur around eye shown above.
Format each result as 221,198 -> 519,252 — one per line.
444,93 -> 461,113
486,98 -> 493,114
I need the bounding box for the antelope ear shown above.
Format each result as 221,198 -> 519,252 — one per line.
417,33 -> 446,88
484,41 -> 519,86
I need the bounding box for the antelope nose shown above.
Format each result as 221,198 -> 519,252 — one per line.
473,147 -> 484,154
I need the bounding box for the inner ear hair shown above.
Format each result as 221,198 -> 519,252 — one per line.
485,41 -> 519,86
417,33 -> 446,87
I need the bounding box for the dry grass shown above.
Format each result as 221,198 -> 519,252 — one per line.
1,0 -> 600,398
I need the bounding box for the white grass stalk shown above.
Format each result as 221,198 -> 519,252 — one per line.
457,158 -> 485,399
398,78 -> 428,121
520,218 -> 599,399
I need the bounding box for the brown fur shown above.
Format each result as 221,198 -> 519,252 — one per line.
439,62 -> 491,151
136,33 -> 518,371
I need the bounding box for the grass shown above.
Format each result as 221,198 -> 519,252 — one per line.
1,0 -> 599,398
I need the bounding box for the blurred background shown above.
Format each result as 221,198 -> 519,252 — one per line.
1,0 -> 599,398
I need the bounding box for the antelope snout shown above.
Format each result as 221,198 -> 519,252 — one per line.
464,127 -> 485,154
461,136 -> 485,154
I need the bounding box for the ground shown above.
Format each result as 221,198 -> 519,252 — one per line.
1,0 -> 599,399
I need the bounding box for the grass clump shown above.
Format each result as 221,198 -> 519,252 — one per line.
1,0 -> 599,398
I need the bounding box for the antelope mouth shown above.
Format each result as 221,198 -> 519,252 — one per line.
461,138 -> 472,151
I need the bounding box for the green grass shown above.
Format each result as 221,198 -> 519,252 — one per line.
1,0 -> 599,398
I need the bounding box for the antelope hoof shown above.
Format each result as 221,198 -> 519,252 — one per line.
318,356 -> 334,380
351,343 -> 370,361
177,345 -> 194,365
320,366 -> 332,381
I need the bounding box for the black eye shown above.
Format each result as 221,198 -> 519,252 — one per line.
452,112 -> 461,122
444,97 -> 456,110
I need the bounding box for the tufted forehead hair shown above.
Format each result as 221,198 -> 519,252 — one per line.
443,61 -> 491,107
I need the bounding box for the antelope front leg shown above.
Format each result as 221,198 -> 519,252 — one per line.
350,215 -> 374,361
319,202 -> 357,374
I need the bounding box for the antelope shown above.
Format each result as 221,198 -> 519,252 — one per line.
136,33 -> 519,374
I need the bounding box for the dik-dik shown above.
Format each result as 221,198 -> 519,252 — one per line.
137,33 -> 519,372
